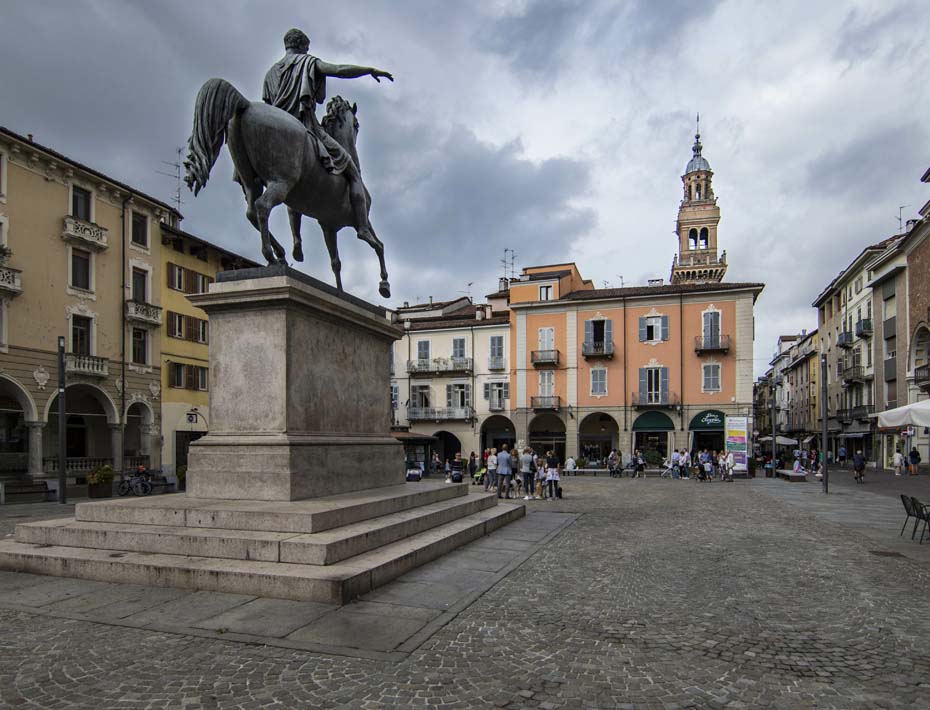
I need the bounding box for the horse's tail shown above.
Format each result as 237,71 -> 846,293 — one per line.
184,78 -> 250,195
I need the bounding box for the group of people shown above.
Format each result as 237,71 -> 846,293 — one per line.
662,448 -> 736,481
892,447 -> 923,476
472,445 -> 563,501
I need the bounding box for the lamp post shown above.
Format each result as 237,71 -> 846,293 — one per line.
821,353 -> 829,495
57,336 -> 66,504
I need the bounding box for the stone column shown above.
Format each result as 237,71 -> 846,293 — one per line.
110,424 -> 123,473
26,422 -> 43,478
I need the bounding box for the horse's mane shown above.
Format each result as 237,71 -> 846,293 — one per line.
321,96 -> 354,135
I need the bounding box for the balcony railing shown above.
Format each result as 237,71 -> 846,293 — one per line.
632,391 -> 680,408
43,456 -> 113,474
581,341 -> 614,359
531,350 -> 560,366
916,364 -> 930,392
65,353 -> 109,378
837,331 -> 854,348
406,406 -> 474,421
126,300 -> 163,327
488,355 -> 506,371
406,357 -> 473,375
488,398 -> 507,412
855,319 -> 873,338
61,215 -> 109,251
837,405 -> 874,421
694,334 -> 731,355
531,395 -> 560,410
842,365 -> 871,383
0,265 -> 23,297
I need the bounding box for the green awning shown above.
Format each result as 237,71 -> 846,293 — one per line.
632,411 -> 675,431
689,410 -> 726,431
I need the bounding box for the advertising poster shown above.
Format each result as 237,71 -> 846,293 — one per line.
725,416 -> 749,471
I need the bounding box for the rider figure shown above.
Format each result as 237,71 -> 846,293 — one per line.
262,29 -> 392,243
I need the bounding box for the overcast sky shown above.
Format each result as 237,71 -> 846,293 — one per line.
2,0 -> 928,376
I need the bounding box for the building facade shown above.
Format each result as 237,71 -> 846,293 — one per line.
158,224 -> 257,476
0,127 -> 179,489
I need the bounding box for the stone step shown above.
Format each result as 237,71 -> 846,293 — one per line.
17,492 -> 499,565
74,480 -> 468,534
0,503 -> 525,604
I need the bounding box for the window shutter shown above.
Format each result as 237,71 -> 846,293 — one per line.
484,383 -> 491,400
584,319 -> 593,344
503,382 -> 510,399
202,319 -> 209,344
185,365 -> 196,390
167,263 -> 176,287
605,319 -> 613,346
702,365 -> 710,391
660,367 -> 669,402
638,317 -> 647,342
446,384 -> 453,408
661,315 -> 670,341
464,384 -> 471,407
639,368 -> 647,399
186,316 -> 196,341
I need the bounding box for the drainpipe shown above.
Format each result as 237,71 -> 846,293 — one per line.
622,297 -> 627,432
119,192 -> 133,474
679,292 -> 684,435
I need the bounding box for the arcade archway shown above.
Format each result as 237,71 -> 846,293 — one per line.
529,412 -> 566,461
578,412 -> 619,464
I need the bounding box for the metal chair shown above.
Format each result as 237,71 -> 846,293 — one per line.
908,496 -> 930,544
900,494 -> 919,539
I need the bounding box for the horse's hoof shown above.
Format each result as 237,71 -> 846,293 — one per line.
379,281 -> 391,299
293,246 -> 304,262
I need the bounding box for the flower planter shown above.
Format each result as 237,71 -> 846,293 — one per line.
87,482 -> 112,499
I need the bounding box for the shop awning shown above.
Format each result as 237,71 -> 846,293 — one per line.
392,431 -> 438,442
838,432 -> 867,439
758,435 -> 799,445
689,410 -> 726,431
803,435 -> 815,444
632,411 -> 675,431
877,399 -> 930,429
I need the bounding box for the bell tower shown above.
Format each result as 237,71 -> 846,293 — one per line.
670,115 -> 727,285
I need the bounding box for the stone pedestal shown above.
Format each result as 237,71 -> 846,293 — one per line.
185,265 -> 405,501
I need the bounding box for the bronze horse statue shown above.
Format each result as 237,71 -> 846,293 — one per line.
184,78 -> 390,298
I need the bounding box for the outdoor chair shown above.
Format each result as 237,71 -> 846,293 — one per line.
908,496 -> 930,544
900,494 -> 919,539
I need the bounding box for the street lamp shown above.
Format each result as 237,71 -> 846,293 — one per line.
57,336 -> 66,504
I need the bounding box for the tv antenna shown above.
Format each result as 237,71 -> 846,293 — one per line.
157,146 -> 185,213
501,248 -> 517,281
617,274 -> 625,287
458,282 -> 474,300
895,205 -> 909,233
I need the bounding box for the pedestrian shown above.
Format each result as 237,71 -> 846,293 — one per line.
839,445 -> 847,466
486,448 -> 498,491
519,447 -> 534,499
546,451 -> 561,500
853,449 -> 866,483
909,447 -> 921,476
893,448 -> 905,476
670,448 -> 680,478
496,443 -> 513,499
724,450 -> 735,482
681,449 -> 691,479
535,455 -> 547,499
450,452 -> 465,483
565,454 -> 577,476
636,450 -> 646,478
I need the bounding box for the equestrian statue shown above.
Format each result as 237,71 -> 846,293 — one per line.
184,28 -> 394,298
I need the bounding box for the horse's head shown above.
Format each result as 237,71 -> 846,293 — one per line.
322,96 -> 359,146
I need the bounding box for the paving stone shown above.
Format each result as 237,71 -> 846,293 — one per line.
287,609 -> 426,651
193,597 -> 336,637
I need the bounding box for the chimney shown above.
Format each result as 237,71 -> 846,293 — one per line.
906,219 -> 918,233
498,277 -> 509,291
485,305 -> 492,318
429,296 -> 433,305
476,308 -> 485,321
403,300 -> 409,308
26,133 -> 33,142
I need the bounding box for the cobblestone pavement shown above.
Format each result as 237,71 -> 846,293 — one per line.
3,478 -> 930,709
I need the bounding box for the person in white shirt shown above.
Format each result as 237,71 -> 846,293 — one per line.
565,456 -> 577,475
893,448 -> 905,476
485,448 -> 498,492
545,451 -> 561,499
724,451 -> 735,482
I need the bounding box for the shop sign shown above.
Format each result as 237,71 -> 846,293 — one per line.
725,416 -> 749,471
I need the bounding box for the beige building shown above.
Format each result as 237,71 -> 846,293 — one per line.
0,127 -> 181,492
391,295 -> 511,466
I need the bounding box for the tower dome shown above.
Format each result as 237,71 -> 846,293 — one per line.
685,128 -> 711,173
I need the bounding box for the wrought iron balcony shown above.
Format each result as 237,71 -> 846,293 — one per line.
531,350 -> 560,366
126,300 -> 163,327
838,405 -> 874,421
61,215 -> 108,251
632,391 -> 680,409
0,265 -> 22,297
842,365 -> 871,383
65,353 -> 109,378
916,364 -> 930,392
854,319 -> 873,338
406,406 -> 474,421
488,355 -> 506,371
581,340 -> 614,359
694,334 -> 731,355
837,331 -> 854,349
406,357 -> 473,376
531,395 -> 561,410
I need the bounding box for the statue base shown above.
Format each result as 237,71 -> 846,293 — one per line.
185,265 -> 405,501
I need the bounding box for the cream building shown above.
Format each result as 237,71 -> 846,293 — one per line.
391,296 -> 511,466
0,127 -> 180,493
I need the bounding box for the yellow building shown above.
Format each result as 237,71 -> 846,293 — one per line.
0,126 -> 180,492
158,223 -> 257,477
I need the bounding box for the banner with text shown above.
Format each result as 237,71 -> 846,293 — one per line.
725,416 -> 749,471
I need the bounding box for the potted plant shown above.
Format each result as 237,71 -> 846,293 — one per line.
87,464 -> 114,498
176,465 -> 187,492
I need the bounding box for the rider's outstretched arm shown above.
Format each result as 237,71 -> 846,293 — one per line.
316,60 -> 393,82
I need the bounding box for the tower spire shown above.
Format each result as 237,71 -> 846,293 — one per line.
692,112 -> 703,162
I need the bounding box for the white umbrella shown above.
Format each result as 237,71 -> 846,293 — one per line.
877,399 -> 930,429
758,435 -> 799,445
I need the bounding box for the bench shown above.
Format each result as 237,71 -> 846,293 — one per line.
572,468 -> 609,477
777,469 -> 807,482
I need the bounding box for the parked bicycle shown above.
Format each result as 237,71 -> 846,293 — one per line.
118,470 -> 152,496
